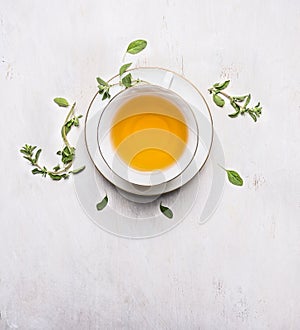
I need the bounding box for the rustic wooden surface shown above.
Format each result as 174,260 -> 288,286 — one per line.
1,0 -> 300,329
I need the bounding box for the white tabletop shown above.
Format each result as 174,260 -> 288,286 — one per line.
1,0 -> 300,329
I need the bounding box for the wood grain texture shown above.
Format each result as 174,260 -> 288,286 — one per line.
1,0 -> 300,329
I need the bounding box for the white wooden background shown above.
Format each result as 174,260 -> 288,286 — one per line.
1,0 -> 300,329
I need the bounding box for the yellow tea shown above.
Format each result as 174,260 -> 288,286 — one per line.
110,94 -> 188,171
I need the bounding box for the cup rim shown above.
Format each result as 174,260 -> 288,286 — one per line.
97,83 -> 199,187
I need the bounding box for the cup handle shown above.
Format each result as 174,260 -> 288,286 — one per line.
161,72 -> 174,89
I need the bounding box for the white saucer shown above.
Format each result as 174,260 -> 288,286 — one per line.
84,67 -> 213,196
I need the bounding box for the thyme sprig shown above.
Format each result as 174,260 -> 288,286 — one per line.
208,80 -> 262,122
96,39 -> 148,100
20,100 -> 85,180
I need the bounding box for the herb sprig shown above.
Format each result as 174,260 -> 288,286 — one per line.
20,99 -> 85,180
208,80 -> 262,122
96,39 -> 148,100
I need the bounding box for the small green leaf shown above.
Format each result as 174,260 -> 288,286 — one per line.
64,119 -> 74,135
96,77 -> 108,87
54,97 -> 69,107
64,125 -> 71,135
61,146 -> 75,164
62,146 -> 71,156
56,150 -> 62,155
23,156 -> 34,165
160,202 -> 173,219
49,173 -> 62,181
233,95 -> 248,102
244,94 -> 251,107
213,80 -> 230,90
102,90 -> 110,100
66,120 -> 74,128
20,149 -> 29,156
69,165 -> 85,174
73,117 -> 80,126
53,164 -> 60,171
228,110 -> 240,118
34,149 -> 42,163
96,195 -> 108,211
230,99 -> 240,112
98,85 -> 105,94
119,63 -> 132,76
32,168 -> 42,175
248,111 -> 257,122
121,73 -> 132,88
219,165 -> 243,186
126,39 -> 147,54
213,93 -> 225,107
226,170 -> 243,186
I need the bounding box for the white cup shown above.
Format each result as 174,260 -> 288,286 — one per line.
97,84 -> 198,186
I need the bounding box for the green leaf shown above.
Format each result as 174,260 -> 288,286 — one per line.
62,146 -> 71,156
244,94 -> 251,107
233,95 -> 248,102
226,170 -> 243,186
96,195 -> 108,211
49,173 -> 62,181
119,63 -> 132,76
121,73 -> 132,88
69,165 -> 85,174
23,156 -> 34,165
219,165 -> 243,186
213,80 -> 230,91
102,90 -> 111,100
53,164 -> 60,171
20,149 -> 30,156
230,99 -> 240,112
61,146 -> 75,164
66,120 -> 74,128
96,77 -> 108,87
126,39 -> 147,54
32,168 -> 42,175
54,97 -> 69,107
213,93 -> 225,107
64,125 -> 71,135
34,149 -> 42,163
56,150 -> 62,155
248,111 -> 257,122
160,202 -> 173,219
73,117 -> 80,127
64,119 -> 74,135
98,85 -> 105,94
228,110 -> 240,118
